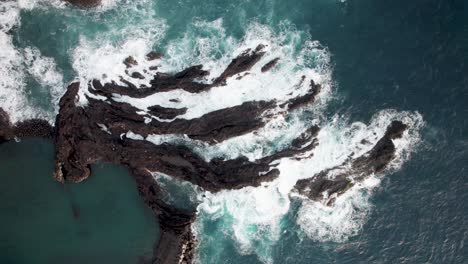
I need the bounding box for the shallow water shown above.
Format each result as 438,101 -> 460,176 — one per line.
0,139 -> 159,264
0,0 -> 467,263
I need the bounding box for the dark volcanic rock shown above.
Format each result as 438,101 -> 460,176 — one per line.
214,44 -> 266,85
0,107 -> 54,144
282,79 -> 322,111
53,80 -> 319,262
261,57 -> 280,72
146,51 -> 163,61
54,84 -> 285,189
124,56 -> 138,68
90,45 -> 272,99
54,45 -> 323,189
0,108 -> 13,143
13,119 -> 54,139
294,121 -> 408,205
147,105 -> 188,120
64,0 -> 101,7
131,72 -> 145,79
131,169 -> 195,264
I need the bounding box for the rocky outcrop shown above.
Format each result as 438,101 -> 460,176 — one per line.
131,168 -> 196,264
0,108 -> 54,143
294,121 -> 408,206
0,42 -> 411,263
53,83 -> 316,190
48,47 -> 325,263
0,108 -> 13,144
261,58 -> 279,72
63,0 -> 101,7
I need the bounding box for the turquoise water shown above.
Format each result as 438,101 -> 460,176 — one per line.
1,0 -> 467,263
0,140 -> 159,264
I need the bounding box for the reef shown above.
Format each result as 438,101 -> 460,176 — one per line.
0,44 -> 409,263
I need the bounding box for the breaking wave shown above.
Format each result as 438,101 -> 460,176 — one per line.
0,0 -> 65,123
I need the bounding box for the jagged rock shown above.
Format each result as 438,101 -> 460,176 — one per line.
147,105 -> 188,120
281,79 -> 321,111
0,107 -> 54,144
294,121 -> 408,205
0,108 -> 13,143
63,0 -> 101,7
261,57 -> 280,72
131,72 -> 145,79
214,44 -> 266,85
13,119 -> 54,138
124,56 -> 138,68
146,51 -> 163,61
130,168 -> 195,264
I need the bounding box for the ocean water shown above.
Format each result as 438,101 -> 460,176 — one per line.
0,0 -> 467,263
0,139 -> 159,264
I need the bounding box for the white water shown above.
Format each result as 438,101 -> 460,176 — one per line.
0,1 -> 65,123
193,109 -> 423,263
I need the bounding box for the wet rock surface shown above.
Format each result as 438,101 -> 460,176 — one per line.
294,121 -> 408,206
0,108 -> 13,144
63,0 -> 101,7
0,108 -> 54,143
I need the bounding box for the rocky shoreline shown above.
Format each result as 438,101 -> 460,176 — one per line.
0,44 -> 409,263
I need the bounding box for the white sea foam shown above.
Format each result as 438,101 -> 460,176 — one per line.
194,110 -> 423,262
118,20 -> 332,167
113,20 -> 331,122
0,1 -> 65,123
23,47 -> 65,113
71,0 -> 167,105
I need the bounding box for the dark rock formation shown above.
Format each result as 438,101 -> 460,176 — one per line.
124,56 -> 138,68
0,108 -> 13,144
294,121 -> 408,206
48,47 -> 327,262
147,105 -> 188,120
214,45 -> 266,85
131,169 -> 196,264
0,107 -> 54,143
53,82 -> 316,190
261,58 -> 280,72
146,51 -> 163,61
14,119 -> 54,139
63,0 -> 101,7
281,79 -> 321,111
0,44 -> 411,263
